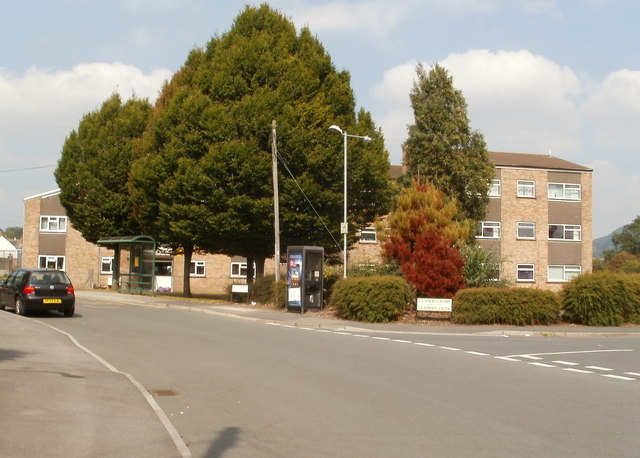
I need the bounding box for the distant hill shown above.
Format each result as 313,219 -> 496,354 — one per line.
593,226 -> 624,258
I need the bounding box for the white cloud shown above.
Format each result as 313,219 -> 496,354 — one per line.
581,69 -> 640,151
0,63 -> 170,132
441,49 -> 582,156
287,0 -> 416,34
371,49 -> 583,161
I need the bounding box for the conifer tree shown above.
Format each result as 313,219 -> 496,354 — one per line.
404,64 -> 494,221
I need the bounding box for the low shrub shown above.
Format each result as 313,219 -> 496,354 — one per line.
251,276 -> 286,308
562,272 -> 640,326
330,276 -> 413,323
452,287 -> 561,325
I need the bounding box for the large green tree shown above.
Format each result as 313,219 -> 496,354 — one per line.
404,64 -> 494,221
55,93 -> 151,243
612,216 -> 640,256
131,4 -> 391,293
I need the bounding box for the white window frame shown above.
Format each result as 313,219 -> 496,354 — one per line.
548,265 -> 581,282
190,260 -> 206,277
548,183 -> 581,201
488,179 -> 501,197
477,221 -> 501,239
517,264 -> 535,282
517,221 -> 536,240
40,216 -> 68,233
100,256 -> 114,274
548,224 -> 581,241
38,255 -> 65,270
517,180 -> 535,198
359,227 -> 377,244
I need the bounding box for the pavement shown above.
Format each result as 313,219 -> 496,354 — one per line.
2,289 -> 639,458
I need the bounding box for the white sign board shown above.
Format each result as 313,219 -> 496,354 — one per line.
417,298 -> 452,312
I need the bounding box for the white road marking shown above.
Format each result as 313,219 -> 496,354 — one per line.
586,366 -> 613,372
528,362 -> 557,368
466,351 -> 489,356
438,346 -> 461,351
624,372 -> 640,377
414,343 -> 435,347
553,360 -> 580,366
391,339 -> 412,343
602,374 -> 636,381
495,356 -> 521,362
519,355 -> 543,360
563,368 -> 594,374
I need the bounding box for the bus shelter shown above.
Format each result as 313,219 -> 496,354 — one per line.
97,235 -> 156,294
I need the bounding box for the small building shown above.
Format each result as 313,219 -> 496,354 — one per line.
0,235 -> 20,275
22,189 -> 273,293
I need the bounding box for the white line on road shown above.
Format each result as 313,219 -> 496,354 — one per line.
466,351 -> 489,356
553,361 -> 580,366
624,372 -> 640,377
414,343 -> 435,347
586,366 -> 614,372
528,362 -> 557,368
602,374 -> 637,381
563,368 -> 594,374
391,339 -> 412,343
438,346 -> 461,351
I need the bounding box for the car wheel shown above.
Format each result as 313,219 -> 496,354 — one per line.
63,306 -> 75,318
15,297 -> 27,316
0,305 -> 5,311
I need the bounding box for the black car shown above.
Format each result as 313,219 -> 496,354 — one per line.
0,269 -> 75,317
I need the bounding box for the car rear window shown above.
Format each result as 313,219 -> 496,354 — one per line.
30,272 -> 68,285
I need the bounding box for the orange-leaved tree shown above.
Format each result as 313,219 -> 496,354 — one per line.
379,180 -> 471,297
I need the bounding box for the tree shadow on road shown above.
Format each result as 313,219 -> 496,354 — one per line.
0,348 -> 28,361
204,426 -> 241,457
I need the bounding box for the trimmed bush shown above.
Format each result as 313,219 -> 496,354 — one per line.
562,272 -> 640,326
452,287 -> 561,325
251,276 -> 286,308
330,276 -> 413,323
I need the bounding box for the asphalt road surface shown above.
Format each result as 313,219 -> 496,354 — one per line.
14,296 -> 640,457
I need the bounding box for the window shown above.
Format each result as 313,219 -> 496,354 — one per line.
101,257 -> 113,274
40,216 -> 67,232
517,180 -> 535,198
517,222 -> 535,239
190,260 -> 205,277
489,180 -> 501,197
549,224 -> 581,241
548,183 -> 581,201
548,265 -> 581,282
517,264 -> 535,282
477,221 -> 500,239
230,261 -> 257,278
38,255 -> 65,270
359,227 -> 377,243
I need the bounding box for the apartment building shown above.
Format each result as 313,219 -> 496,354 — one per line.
478,152 -> 592,291
22,189 -> 273,294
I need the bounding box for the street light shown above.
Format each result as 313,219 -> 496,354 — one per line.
329,124 -> 372,278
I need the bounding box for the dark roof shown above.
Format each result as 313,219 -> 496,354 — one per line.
488,151 -> 592,172
97,235 -> 156,245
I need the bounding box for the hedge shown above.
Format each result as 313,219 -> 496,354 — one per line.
452,287 -> 561,325
330,276 -> 413,323
562,272 -> 640,326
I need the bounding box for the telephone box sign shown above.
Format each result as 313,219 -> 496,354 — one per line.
417,298 -> 452,312
287,253 -> 303,308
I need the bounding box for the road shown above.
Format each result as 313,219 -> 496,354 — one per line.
25,296 -> 640,457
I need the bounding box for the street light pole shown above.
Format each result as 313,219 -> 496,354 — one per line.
329,125 -> 372,279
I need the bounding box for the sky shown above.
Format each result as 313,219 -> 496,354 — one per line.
1,0 -> 639,238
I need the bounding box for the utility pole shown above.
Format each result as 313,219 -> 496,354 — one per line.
272,120 -> 280,282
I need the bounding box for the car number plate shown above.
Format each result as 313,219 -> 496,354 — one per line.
43,298 -> 62,304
